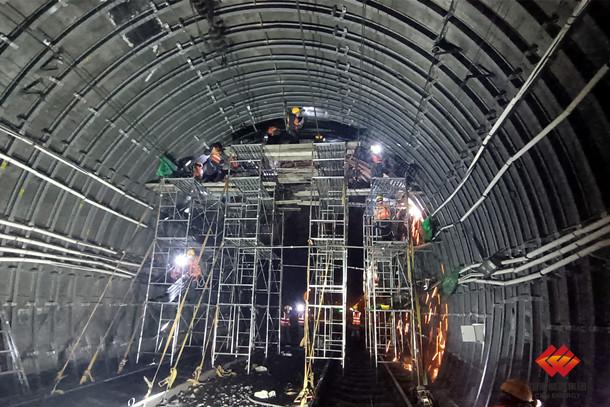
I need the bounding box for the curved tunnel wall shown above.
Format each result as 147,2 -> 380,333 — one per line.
0,0 -> 609,404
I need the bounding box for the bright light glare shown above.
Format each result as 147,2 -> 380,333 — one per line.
408,198 -> 423,220
174,254 -> 188,267
296,303 -> 305,313
370,144 -> 383,154
536,401 -> 542,407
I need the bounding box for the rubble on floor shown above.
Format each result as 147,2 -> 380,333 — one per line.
157,352 -> 304,407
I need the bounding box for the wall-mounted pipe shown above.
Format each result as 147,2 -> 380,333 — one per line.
466,239 -> 610,286
433,61 -> 610,239
459,220 -> 610,284
0,247 -> 135,277
0,124 -> 153,210
431,0 -> 590,217
0,232 -> 139,268
0,218 -> 117,254
492,224 -> 610,276
0,257 -> 133,278
0,151 -> 147,227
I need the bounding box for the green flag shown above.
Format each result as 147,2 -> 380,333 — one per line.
156,155 -> 177,178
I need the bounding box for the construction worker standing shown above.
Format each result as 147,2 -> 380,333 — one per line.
350,306 -> 362,339
280,305 -> 293,350
374,195 -> 393,241
286,107 -> 304,142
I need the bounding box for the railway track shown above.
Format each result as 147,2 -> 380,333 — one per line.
313,352 -> 413,407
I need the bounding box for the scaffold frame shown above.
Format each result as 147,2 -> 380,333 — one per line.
211,145 -> 280,373
363,178 -> 413,366
136,178 -> 223,365
305,143 -> 348,365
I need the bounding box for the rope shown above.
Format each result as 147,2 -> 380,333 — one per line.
144,228 -> 214,396
117,316 -> 141,374
80,242 -> 154,384
162,268 -> 214,390
144,278 -> 193,397
51,211 -> 148,395
189,243 -> 224,384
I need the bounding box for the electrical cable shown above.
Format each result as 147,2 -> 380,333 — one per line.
431,0 -> 591,219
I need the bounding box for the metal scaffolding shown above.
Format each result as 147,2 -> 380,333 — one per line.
136,178 -> 223,365
211,145 -> 281,373
305,142 -> 348,365
363,178 -> 412,366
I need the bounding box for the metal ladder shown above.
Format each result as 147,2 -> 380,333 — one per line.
0,311 -> 30,394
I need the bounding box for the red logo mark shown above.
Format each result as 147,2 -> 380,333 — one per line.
535,345 -> 580,377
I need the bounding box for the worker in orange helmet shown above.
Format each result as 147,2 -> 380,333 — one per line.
489,379 -> 540,407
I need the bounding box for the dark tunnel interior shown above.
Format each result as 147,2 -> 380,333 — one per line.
1,0 -> 610,406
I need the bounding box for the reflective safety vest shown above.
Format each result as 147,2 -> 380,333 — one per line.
352,310 -> 361,326
280,312 -> 290,327
375,205 -> 391,221
298,313 -> 305,326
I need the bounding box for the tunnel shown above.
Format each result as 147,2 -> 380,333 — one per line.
0,1 -> 609,406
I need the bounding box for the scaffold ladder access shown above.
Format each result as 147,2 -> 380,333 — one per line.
298,142 -> 348,404
211,145 -> 279,373
363,178 -> 413,367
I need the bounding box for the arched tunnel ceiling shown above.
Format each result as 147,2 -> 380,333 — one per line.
1,0 -> 610,404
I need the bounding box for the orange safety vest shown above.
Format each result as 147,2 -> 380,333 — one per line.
352,310 -> 361,326
375,205 -> 391,220
280,312 -> 290,327
298,314 -> 305,326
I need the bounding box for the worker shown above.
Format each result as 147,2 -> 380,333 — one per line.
280,305 -> 292,349
170,249 -> 202,281
286,107 -> 304,142
350,305 -> 362,343
370,144 -> 385,177
264,125 -> 281,144
297,307 -> 305,345
490,379 -> 539,407
374,195 -> 393,241
193,142 -> 224,182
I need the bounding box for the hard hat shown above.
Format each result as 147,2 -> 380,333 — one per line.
500,379 -> 534,402
291,106 -> 301,115
375,195 -> 384,202
186,249 -> 195,257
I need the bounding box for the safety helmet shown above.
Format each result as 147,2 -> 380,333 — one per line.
500,379 -> 534,402
291,106 -> 301,115
186,248 -> 195,257
375,195 -> 384,202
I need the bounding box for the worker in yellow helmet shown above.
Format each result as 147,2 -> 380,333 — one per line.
286,106 -> 304,142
